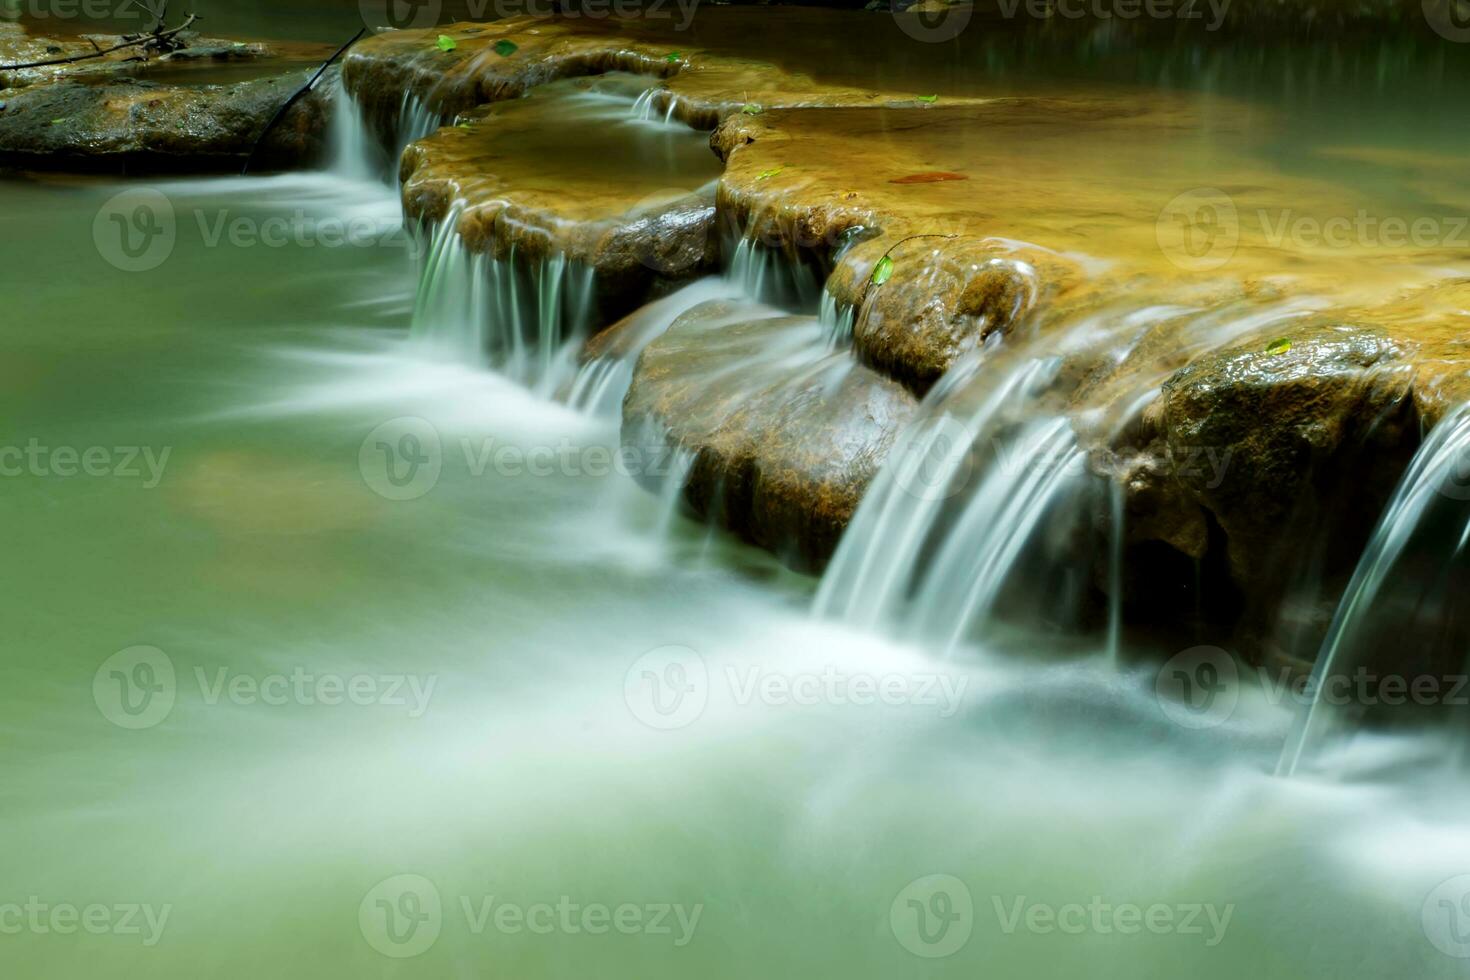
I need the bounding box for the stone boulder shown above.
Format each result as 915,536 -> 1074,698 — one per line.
624,300 -> 919,569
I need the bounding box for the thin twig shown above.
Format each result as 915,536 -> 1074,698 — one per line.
241,26 -> 366,176
0,12 -> 197,71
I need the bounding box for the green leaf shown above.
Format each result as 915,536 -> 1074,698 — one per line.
916,94 -> 938,103
493,39 -> 518,57
741,103 -> 764,115
756,166 -> 783,181
1266,337 -> 1292,355
666,51 -> 681,62
49,118 -> 64,125
436,34 -> 456,52
871,255 -> 893,285
456,122 -> 472,129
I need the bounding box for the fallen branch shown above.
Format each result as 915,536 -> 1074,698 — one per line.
241,27 -> 366,176
0,12 -> 198,71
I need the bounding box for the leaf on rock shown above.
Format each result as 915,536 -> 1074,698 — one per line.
756,166 -> 783,180
666,51 -> 681,62
871,255 -> 893,285
493,39 -> 518,57
741,103 -> 764,115
436,35 -> 457,52
889,171 -> 968,184
916,94 -> 938,103
1266,337 -> 1292,355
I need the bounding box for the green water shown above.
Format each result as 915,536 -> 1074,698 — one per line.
1,168 -> 1467,979
5,6 -> 1470,973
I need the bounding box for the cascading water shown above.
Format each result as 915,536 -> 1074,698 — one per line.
630,87 -> 680,126
819,291 -> 855,349
327,78 -> 381,182
1277,403 -> 1470,777
726,235 -> 824,312
813,351 -> 1098,650
409,210 -> 599,393
815,297 -> 1329,655
566,277 -> 738,415
327,77 -> 444,184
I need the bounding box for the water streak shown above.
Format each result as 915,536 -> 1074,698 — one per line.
410,212 -> 597,393
567,278 -> 736,415
327,79 -> 444,183
1278,403 -> 1470,777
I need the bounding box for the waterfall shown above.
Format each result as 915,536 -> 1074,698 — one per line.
904,416 -> 1089,654
396,91 -> 442,155
566,277 -> 736,415
564,235 -> 818,418
1277,403 -> 1470,777
813,353 -> 1097,650
410,210 -> 598,394
726,236 -> 824,312
630,87 -> 679,126
327,78 -> 384,181
820,291 -> 855,349
327,78 -> 444,183
815,299 -> 1322,655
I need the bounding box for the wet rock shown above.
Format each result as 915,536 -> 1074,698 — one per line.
1150,324 -> 1421,653
341,12 -> 950,138
0,24 -> 336,171
624,301 -> 919,569
836,236 -> 1087,392
0,71 -> 333,171
399,76 -> 723,323
345,9 -> 1470,648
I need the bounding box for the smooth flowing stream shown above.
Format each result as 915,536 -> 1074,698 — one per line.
6,17 -> 1470,979
1,146 -> 1465,980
